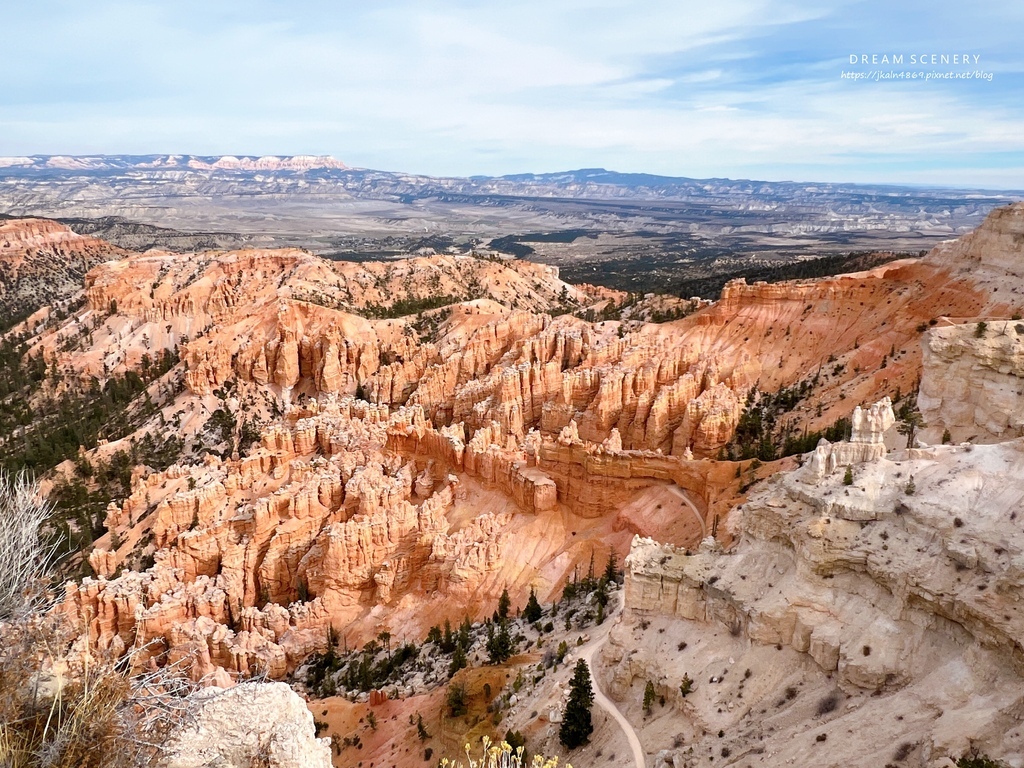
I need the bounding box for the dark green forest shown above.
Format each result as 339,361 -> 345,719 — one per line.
0,330 -> 185,572
724,381 -> 852,463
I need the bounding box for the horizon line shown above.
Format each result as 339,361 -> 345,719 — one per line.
2,152 -> 1023,195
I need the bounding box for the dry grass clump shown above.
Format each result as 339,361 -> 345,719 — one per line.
0,471 -> 202,768
816,690 -> 841,716
0,470 -> 56,620
441,737 -> 572,768
0,615 -> 129,768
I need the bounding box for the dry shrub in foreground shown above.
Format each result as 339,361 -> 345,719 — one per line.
0,470 -> 56,620
0,614 -> 128,768
0,472 -> 203,768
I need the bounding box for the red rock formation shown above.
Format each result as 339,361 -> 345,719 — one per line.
0,217 -> 129,325
33,206 -> 1024,685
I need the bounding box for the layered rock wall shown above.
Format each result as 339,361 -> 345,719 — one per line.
920,321 -> 1024,440
620,436 -> 1024,762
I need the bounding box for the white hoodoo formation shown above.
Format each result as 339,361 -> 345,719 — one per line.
804,396 -> 895,482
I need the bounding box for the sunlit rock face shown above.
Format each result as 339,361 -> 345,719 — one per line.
13,203 -> 1019,693
159,682 -> 332,768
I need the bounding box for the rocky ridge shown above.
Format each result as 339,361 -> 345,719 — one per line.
920,320 -> 1024,442
0,154 -> 347,173
0,216 -> 128,326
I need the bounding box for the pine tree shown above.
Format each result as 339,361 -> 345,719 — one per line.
897,398 -> 926,448
497,587 -> 511,621
448,644 -> 467,678
505,729 -> 526,759
458,616 -> 472,650
523,587 -> 542,623
604,551 -> 619,584
643,680 -> 656,714
486,620 -> 515,664
843,465 -> 854,485
679,673 -> 693,697
559,659 -> 594,749
446,681 -> 468,717
441,618 -> 455,653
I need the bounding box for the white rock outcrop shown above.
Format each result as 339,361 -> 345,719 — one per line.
919,321 -> 1024,440
616,438 -> 1024,767
803,396 -> 894,482
160,682 -> 331,768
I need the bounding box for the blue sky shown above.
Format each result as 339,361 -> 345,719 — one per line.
1,0 -> 1022,187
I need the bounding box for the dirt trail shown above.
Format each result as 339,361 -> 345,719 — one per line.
667,484 -> 706,537
578,591 -> 645,768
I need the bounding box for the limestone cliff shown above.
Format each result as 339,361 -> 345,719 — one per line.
928,201 -> 1024,285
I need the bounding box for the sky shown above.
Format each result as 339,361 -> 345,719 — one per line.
1,0 -> 1022,187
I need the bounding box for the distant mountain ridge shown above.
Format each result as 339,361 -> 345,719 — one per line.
0,154 -> 348,172
1,156 -> 1020,196
490,167 -> 1024,196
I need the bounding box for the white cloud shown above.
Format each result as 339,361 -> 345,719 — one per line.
0,0 -> 1020,187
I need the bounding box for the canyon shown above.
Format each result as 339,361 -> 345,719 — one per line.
2,201 -> 1024,767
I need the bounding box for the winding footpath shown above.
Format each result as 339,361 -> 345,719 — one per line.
577,590 -> 646,768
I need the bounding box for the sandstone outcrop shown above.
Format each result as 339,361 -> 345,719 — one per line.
804,396 -> 895,481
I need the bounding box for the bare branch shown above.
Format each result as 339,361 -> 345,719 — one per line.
0,470 -> 57,621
